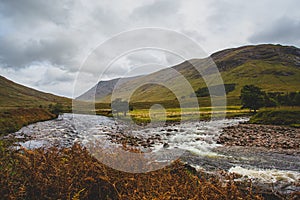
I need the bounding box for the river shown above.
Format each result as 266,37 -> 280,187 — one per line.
9,113 -> 300,193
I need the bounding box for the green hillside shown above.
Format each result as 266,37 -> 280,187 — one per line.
93,44 -> 300,107
0,76 -> 71,108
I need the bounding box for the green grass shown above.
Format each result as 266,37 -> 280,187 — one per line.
0,76 -> 71,108
249,107 -> 300,126
111,106 -> 249,124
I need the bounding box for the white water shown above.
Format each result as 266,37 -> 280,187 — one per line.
10,113 -> 299,186
229,166 -> 300,183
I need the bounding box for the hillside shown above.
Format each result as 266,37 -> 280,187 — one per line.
0,75 -> 71,134
78,44 -> 300,106
0,75 -> 71,108
77,76 -> 140,101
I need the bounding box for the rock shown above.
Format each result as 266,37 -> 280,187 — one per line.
163,143 -> 170,148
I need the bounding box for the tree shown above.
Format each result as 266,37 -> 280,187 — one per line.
263,93 -> 277,107
50,103 -> 63,117
240,85 -> 264,113
293,92 -> 300,106
111,98 -> 130,116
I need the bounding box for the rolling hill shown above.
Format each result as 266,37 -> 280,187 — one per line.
78,44 -> 300,107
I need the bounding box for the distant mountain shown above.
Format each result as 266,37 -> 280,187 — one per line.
78,44 -> 300,106
0,75 -> 71,108
76,76 -> 140,101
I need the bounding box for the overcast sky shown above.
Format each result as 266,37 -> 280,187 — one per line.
0,0 -> 299,97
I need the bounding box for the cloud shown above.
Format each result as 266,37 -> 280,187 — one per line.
0,0 -> 73,31
0,62 -> 77,97
0,0 -> 300,97
249,17 -> 300,45
0,36 -> 80,68
130,0 -> 181,22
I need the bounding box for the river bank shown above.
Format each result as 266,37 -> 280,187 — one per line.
0,108 -> 57,135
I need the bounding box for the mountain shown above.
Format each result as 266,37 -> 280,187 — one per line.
0,75 -> 71,108
76,76 -> 140,101
78,44 -> 300,106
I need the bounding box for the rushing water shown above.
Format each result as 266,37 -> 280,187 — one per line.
9,113 -> 300,191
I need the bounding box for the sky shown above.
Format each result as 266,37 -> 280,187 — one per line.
0,0 -> 299,97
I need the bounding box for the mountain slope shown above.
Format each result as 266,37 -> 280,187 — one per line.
0,75 -> 71,108
0,75 -> 72,134
79,44 -> 300,106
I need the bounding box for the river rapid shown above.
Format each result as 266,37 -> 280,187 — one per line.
8,113 -> 300,193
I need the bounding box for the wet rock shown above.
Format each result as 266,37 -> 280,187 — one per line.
163,143 -> 170,148
166,132 -> 172,136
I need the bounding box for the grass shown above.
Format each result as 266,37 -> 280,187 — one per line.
0,141 -> 268,200
0,75 -> 71,108
0,108 -> 57,135
110,106 -> 250,125
0,75 -> 72,135
249,107 -> 300,126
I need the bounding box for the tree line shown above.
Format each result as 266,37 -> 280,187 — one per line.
241,85 -> 300,112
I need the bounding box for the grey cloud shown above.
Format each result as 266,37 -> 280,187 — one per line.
91,6 -> 129,36
130,0 -> 181,24
35,67 -> 74,86
126,51 -> 166,66
0,0 -> 72,27
0,35 -> 79,68
249,17 -> 300,45
1,0 -> 300,97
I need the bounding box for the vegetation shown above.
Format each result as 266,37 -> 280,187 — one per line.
0,141 -> 269,200
0,108 -> 56,135
195,84 -> 236,97
241,85 -> 300,111
0,76 -> 71,135
0,75 -> 71,108
265,91 -> 300,107
249,107 -> 300,126
49,103 -> 64,117
240,85 -> 265,113
111,98 -> 132,116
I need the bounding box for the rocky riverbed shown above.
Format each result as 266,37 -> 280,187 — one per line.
218,124 -> 300,153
